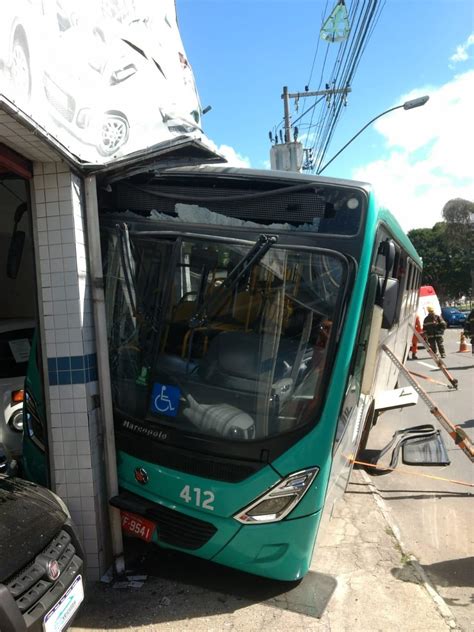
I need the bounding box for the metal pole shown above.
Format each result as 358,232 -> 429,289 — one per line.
287,87 -> 352,99
84,175 -> 125,576
282,86 -> 291,143
409,324 -> 458,389
382,345 -> 474,462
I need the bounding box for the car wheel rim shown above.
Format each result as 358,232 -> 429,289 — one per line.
99,116 -> 128,155
11,44 -> 30,100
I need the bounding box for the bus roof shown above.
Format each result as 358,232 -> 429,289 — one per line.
163,164 -> 372,191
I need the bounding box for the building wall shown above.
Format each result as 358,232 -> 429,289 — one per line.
32,161 -> 111,580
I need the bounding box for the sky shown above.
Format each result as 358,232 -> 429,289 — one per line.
177,0 -> 474,232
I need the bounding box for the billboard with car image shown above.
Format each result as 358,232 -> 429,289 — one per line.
0,0 -> 203,163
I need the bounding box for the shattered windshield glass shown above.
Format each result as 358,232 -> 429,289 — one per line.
104,231 -> 346,442
112,179 -> 365,236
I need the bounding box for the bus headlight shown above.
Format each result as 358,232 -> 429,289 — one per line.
234,467 -> 319,524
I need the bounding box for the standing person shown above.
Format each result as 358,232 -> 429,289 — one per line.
423,306 -> 447,358
464,308 -> 474,354
410,314 -> 422,360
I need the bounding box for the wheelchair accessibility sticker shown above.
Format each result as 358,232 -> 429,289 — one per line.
150,383 -> 181,417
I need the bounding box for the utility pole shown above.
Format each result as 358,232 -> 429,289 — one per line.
283,86 -> 292,143
270,85 -> 351,173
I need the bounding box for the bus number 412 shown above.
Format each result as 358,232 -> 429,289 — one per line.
179,485 -> 215,511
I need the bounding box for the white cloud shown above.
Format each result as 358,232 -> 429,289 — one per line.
449,33 -> 474,64
205,138 -> 251,168
217,144 -> 251,168
352,70 -> 474,231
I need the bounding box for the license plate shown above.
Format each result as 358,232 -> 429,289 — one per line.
43,575 -> 84,632
121,510 -> 156,542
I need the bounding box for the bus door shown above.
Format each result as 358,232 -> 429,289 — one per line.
323,272 -> 379,521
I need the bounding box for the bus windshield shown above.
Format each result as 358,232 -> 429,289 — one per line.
104,230 -> 347,443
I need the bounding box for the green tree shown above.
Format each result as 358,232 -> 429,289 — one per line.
442,198 -> 474,295
408,222 -> 471,301
442,198 -> 474,226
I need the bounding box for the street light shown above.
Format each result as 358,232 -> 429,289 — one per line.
317,95 -> 430,175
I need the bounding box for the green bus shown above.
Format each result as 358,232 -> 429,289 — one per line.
99,166 -> 423,580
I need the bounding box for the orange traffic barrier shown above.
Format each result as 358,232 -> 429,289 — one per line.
457,331 -> 469,353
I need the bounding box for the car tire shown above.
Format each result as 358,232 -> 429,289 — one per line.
11,30 -> 31,102
97,112 -> 129,157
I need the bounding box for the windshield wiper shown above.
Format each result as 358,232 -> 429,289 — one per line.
188,233 -> 278,329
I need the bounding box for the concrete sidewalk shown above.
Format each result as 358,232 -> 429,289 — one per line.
71,469 -> 454,632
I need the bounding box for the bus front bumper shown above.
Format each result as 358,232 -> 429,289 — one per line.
212,510 -> 322,581
111,489 -> 322,581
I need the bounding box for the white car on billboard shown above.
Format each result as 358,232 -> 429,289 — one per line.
42,21 -> 202,158
1,0 -> 205,163
0,0 -> 40,104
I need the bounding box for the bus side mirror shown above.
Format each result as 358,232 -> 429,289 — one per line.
401,431 -> 450,466
378,239 -> 396,282
7,230 -> 26,279
369,425 -> 450,470
375,239 -> 398,327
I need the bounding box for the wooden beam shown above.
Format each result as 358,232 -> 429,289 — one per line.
0,143 -> 33,179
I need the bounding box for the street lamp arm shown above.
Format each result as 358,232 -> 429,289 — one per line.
317,105 -> 401,175
317,95 -> 429,175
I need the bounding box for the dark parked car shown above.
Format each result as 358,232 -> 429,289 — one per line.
441,307 -> 467,328
0,470 -> 84,632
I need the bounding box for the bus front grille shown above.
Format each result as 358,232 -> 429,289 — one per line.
147,504 -> 217,550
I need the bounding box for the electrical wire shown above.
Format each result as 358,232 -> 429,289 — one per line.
312,0 -> 370,166
306,0 -> 329,89
313,0 -> 383,172
269,0 -> 385,171
304,0 -> 361,154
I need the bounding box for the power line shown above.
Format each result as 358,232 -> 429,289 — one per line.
311,0 -> 383,173
269,0 -> 386,173
306,0 -> 329,89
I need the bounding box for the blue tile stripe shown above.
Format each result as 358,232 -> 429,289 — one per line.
48,354 -> 97,385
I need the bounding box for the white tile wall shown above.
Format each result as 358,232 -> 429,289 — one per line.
32,161 -> 111,580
